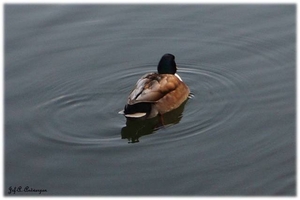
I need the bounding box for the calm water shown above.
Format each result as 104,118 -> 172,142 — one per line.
5,4 -> 296,196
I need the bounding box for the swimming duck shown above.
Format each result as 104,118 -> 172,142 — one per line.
120,53 -> 190,119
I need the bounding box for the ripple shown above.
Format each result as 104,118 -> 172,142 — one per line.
143,62 -> 250,144
31,60 -> 250,146
34,93 -> 124,146
112,62 -> 250,144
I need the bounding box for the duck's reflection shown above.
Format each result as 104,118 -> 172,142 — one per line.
121,100 -> 188,143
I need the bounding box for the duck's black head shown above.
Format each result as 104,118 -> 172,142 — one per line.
157,53 -> 177,74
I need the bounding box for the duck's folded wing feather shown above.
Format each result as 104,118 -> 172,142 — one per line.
127,74 -> 178,104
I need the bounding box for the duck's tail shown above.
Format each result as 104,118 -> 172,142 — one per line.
121,102 -> 152,118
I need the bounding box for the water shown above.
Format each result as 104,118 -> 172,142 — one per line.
5,4 -> 295,196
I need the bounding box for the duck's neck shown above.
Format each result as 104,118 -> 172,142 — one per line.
175,73 -> 183,81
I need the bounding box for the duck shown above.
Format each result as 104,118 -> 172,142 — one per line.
120,53 -> 190,119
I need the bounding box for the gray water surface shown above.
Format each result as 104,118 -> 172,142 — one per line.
5,4 -> 296,195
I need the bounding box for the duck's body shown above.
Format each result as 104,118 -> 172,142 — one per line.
120,54 -> 190,119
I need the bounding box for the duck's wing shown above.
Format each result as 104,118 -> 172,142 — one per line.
127,73 -> 178,105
